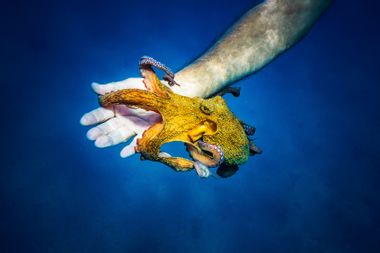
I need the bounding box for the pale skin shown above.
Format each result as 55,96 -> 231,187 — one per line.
80,0 -> 333,158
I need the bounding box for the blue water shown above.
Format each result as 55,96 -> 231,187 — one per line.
2,0 -> 380,252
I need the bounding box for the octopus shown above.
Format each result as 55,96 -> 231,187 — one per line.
99,56 -> 261,178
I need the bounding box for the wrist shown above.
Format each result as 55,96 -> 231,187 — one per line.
170,71 -> 204,98
171,63 -> 225,98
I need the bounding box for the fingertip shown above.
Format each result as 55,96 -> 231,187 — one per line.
80,116 -> 87,125
91,82 -> 99,89
95,136 -> 112,148
86,128 -> 101,140
91,82 -> 104,95
80,113 -> 96,126
120,144 -> 136,158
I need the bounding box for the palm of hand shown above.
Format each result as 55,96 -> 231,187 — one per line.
80,78 -> 161,158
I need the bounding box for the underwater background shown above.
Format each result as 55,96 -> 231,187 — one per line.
1,0 -> 380,252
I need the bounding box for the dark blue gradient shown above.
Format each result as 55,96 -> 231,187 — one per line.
1,0 -> 379,252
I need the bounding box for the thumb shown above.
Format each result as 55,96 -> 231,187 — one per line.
120,134 -> 141,158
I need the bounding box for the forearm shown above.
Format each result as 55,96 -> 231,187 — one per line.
172,0 -> 333,98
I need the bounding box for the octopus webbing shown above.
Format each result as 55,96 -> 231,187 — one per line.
99,56 -> 260,178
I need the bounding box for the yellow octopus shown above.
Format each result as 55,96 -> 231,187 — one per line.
99,56 -> 261,178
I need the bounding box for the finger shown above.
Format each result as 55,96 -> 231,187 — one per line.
91,82 -> 124,95
86,117 -> 124,140
91,78 -> 145,95
95,127 -> 135,148
80,107 -> 115,126
120,135 -> 140,158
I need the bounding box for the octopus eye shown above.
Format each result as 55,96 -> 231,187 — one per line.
200,102 -> 214,115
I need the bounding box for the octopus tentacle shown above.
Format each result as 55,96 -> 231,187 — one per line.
248,139 -> 262,155
240,121 -> 262,156
188,140 -> 224,167
140,56 -> 180,86
211,86 -> 241,98
198,140 -> 225,165
216,163 -> 239,178
240,121 -> 256,136
194,161 -> 211,178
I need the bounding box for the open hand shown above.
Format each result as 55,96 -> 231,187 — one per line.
80,78 -> 161,158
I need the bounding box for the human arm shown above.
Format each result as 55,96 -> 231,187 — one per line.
171,0 -> 333,98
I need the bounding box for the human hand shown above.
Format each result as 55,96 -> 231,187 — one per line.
80,78 -> 161,158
